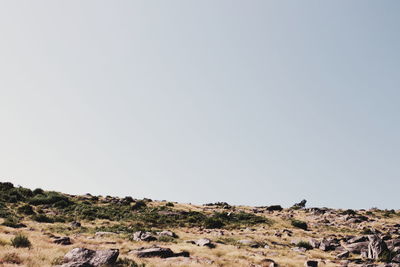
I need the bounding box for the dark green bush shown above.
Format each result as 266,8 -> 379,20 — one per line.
204,217 -> 225,229
291,219 -> 308,230
32,188 -> 44,195
2,217 -> 25,228
11,234 -> 31,248
17,204 -> 35,215
296,241 -> 313,250
0,182 -> 14,191
131,200 -> 147,210
32,214 -> 54,223
29,192 -> 72,207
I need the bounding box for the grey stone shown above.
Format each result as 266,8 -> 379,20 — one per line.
59,248 -> 119,267
132,231 -> 157,242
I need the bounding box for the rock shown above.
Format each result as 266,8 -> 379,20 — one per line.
90,250 -> 119,266
71,221 -> 81,228
292,199 -> 307,209
309,239 -> 320,248
343,241 -> 369,254
336,251 -> 350,259
131,246 -> 189,258
194,238 -> 215,248
292,247 -> 307,253
53,237 -> 72,245
266,205 -> 283,212
132,231 -> 157,242
59,248 -> 119,267
304,260 -> 318,267
157,230 -> 177,238
367,235 -> 390,260
347,236 -> 368,244
319,238 -> 336,251
260,258 -> 278,267
392,253 -> 400,263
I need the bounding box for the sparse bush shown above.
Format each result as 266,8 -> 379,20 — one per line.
158,235 -> 176,243
0,202 -> 10,218
131,200 -> 147,210
2,217 -> 25,228
204,217 -> 225,229
379,250 -> 396,262
32,214 -> 54,223
0,182 -> 14,191
33,188 -> 44,195
165,202 -> 174,207
291,219 -> 308,230
11,234 -> 31,248
122,196 -> 134,205
296,241 -> 313,250
29,191 -> 72,207
17,204 -> 35,215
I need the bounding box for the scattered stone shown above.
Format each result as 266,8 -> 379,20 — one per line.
194,238 -> 215,248
260,258 -> 278,267
292,199 -> 307,209
58,248 -> 119,267
367,235 -> 390,260
266,205 -> 283,212
132,231 -> 157,242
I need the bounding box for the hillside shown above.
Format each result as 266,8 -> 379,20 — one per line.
0,182 -> 399,267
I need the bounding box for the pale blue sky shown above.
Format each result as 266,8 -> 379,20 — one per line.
1,1 -> 399,209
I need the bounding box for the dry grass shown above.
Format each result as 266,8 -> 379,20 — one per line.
0,203 -> 398,266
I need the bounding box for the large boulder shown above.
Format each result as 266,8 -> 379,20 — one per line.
58,248 -> 119,267
367,235 -> 390,260
342,241 -> 369,254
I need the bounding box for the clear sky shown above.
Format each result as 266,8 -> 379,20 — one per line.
1,1 -> 399,209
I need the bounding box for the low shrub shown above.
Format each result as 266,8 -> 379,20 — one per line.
2,217 -> 25,228
158,235 -> 176,243
11,234 -> 31,248
296,241 -> 313,250
32,214 -> 54,223
17,204 -> 35,215
291,219 -> 308,230
204,217 -> 225,229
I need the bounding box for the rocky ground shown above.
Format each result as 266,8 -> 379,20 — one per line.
0,182 -> 399,267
